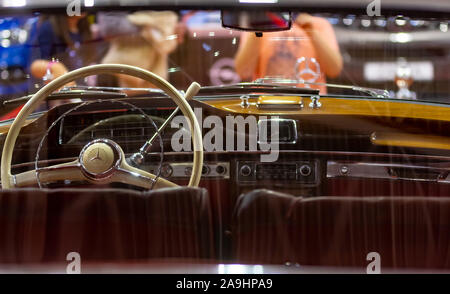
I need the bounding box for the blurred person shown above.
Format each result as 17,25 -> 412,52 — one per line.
1,14 -> 95,120
234,13 -> 343,93
97,11 -> 179,89
30,14 -> 96,85
3,14 -> 98,115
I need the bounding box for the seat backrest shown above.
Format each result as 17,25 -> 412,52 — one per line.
232,190 -> 450,269
291,196 -> 450,268
232,189 -> 298,264
0,187 -> 214,263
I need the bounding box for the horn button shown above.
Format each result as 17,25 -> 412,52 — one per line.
80,140 -> 118,178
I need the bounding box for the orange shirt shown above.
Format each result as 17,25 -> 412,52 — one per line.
250,18 -> 339,94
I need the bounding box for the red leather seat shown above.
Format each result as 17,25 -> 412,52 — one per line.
232,189 -> 450,269
0,187 -> 214,263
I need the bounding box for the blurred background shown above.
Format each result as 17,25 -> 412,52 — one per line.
0,9 -> 449,102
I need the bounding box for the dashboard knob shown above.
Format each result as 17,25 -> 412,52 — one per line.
299,164 -> 312,177
240,165 -> 252,177
161,164 -> 173,178
184,166 -> 193,176
202,165 -> 210,175
216,164 -> 226,175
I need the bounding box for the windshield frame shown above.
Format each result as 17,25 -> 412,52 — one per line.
1,0 -> 450,19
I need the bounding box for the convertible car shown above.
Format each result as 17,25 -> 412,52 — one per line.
0,0 -> 449,274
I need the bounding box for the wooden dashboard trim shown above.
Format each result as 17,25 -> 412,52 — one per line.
202,97 -> 450,122
371,132 -> 450,151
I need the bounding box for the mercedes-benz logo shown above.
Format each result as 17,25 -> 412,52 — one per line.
90,148 -> 103,162
209,57 -> 241,86
81,142 -> 115,176
295,57 -> 321,87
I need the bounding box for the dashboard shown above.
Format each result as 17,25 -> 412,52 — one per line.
1,96 -> 449,203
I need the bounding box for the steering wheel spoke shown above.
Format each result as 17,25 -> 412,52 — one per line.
13,160 -> 83,188
113,161 -> 178,190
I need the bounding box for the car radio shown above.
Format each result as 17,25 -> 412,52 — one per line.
237,160 -> 319,186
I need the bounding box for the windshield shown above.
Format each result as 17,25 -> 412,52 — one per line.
0,9 -> 449,107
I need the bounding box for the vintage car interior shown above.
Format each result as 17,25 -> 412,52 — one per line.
0,0 -> 449,273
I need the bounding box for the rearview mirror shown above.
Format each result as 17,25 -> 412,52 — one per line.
221,10 -> 292,32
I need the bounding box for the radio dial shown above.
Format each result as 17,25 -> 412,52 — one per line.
240,165 -> 252,177
202,165 -> 210,175
299,164 -> 312,177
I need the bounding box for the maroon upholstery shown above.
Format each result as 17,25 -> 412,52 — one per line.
0,187 -> 214,263
232,189 -> 450,269
232,190 -> 297,264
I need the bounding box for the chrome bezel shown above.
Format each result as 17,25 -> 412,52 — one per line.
257,118 -> 298,145
79,138 -> 122,181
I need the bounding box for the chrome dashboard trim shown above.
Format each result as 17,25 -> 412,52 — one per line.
142,162 -> 230,179
257,118 -> 298,145
327,161 -> 450,183
14,151 -> 450,169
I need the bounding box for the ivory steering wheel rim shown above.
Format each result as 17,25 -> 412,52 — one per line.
1,64 -> 203,189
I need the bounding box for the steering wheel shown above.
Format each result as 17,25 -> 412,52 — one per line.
1,64 -> 203,189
